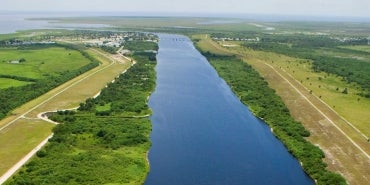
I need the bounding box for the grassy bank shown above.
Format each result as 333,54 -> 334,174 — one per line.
196,45 -> 346,184
6,47 -> 156,184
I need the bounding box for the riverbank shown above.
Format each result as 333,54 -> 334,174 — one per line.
195,44 -> 346,184
5,50 -> 156,184
193,34 -> 370,184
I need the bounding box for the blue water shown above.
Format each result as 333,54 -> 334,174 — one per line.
0,12 -> 111,34
145,34 -> 313,185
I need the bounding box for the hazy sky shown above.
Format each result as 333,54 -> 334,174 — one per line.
2,0 -> 370,17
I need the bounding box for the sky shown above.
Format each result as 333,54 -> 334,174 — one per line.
1,0 -> 370,18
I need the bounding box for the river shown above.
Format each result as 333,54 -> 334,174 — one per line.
145,34 -> 313,185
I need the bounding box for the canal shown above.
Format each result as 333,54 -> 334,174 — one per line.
144,34 -> 313,185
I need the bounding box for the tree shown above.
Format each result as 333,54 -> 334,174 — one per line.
342,88 -> 348,94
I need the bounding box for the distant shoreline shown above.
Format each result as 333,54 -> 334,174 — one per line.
1,11 -> 370,23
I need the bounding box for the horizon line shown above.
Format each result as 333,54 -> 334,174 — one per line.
1,10 -> 370,22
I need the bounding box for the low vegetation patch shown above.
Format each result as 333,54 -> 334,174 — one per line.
123,41 -> 158,52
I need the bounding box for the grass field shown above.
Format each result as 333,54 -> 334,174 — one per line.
314,47 -> 370,63
0,119 -> 53,175
0,48 -> 131,177
340,45 -> 370,53
0,78 -> 32,89
194,35 -> 370,184
0,46 -> 90,80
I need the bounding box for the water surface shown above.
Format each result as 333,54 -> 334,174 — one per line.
145,34 -> 313,185
0,12 -> 111,34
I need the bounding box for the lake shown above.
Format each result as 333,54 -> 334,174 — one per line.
144,34 -> 313,185
0,12 -> 111,34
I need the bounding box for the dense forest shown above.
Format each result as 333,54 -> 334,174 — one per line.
6,49 -> 156,184
0,43 -> 99,119
243,34 -> 370,98
200,51 -> 346,185
123,40 -> 159,51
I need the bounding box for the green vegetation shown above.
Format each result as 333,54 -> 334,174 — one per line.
0,44 -> 131,176
243,34 -> 370,98
0,119 -> 54,176
0,78 -> 33,89
100,45 -> 117,54
200,51 -> 346,184
0,43 -> 99,120
0,46 -> 90,79
123,41 -> 158,51
79,52 -> 156,116
6,45 -> 157,185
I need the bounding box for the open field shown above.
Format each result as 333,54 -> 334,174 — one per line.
341,45 -> 370,53
0,119 -> 53,175
0,78 -> 32,89
194,35 -> 370,184
314,47 -> 370,63
0,47 -> 131,177
0,46 -> 90,80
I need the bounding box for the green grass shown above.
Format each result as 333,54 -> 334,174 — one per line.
0,119 -> 54,175
0,78 -> 33,89
6,42 -> 156,185
124,41 -> 158,51
0,47 -> 90,80
95,103 -> 111,112
0,48 -> 130,180
223,41 -> 370,137
340,45 -> 370,53
314,47 -> 370,63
